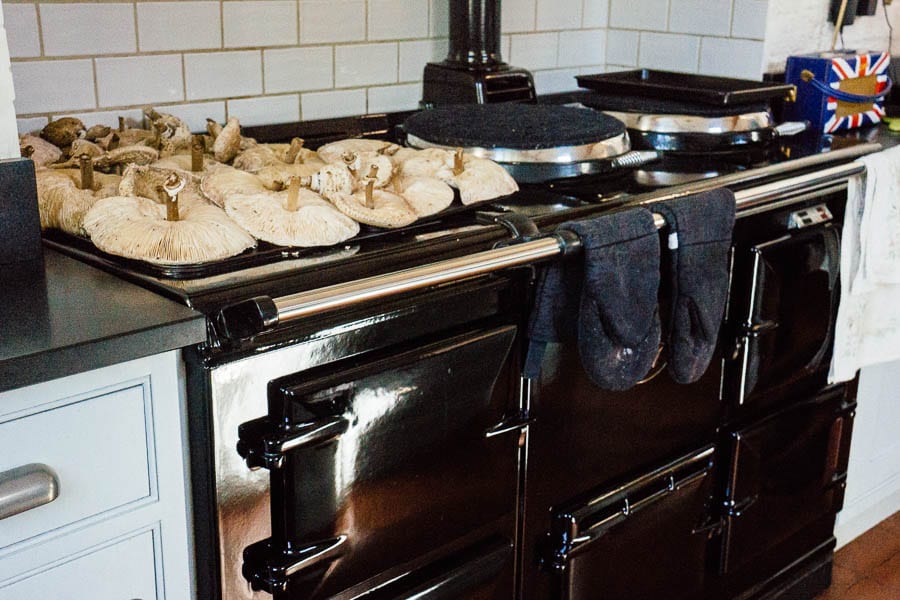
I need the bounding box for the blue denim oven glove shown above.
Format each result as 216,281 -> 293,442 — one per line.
653,189 -> 736,384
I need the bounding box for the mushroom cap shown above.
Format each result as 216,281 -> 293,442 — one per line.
308,163 -> 354,196
317,139 -> 401,164
396,148 -> 456,183
455,156 -> 519,204
70,138 -> 105,158
83,195 -> 256,265
119,164 -> 207,206
35,169 -> 122,235
343,152 -> 394,189
213,117 -> 242,163
40,117 -> 86,148
20,134 -> 63,168
328,188 -> 417,229
394,177 -> 454,217
200,164 -> 269,207
256,162 -> 323,191
84,124 -> 112,142
224,187 -> 360,247
147,109 -> 193,157
152,154 -> 217,181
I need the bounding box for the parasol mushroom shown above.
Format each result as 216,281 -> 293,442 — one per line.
300,163 -> 355,196
452,154 -> 518,204
146,108 -> 193,157
200,164 -> 277,207
393,176 -> 454,217
340,151 -> 394,189
84,124 -> 112,142
211,117 -> 242,163
233,138 -> 324,172
35,157 -> 122,235
223,176 -> 360,247
50,144 -> 160,171
328,178 -> 418,229
40,117 -> 85,148
19,134 -> 63,168
316,138 -> 401,163
119,164 -> 207,207
82,179 -> 256,265
97,117 -> 157,149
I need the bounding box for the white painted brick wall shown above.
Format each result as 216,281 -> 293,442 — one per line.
2,0 -> 893,134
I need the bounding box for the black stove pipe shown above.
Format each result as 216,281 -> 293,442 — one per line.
445,0 -> 505,69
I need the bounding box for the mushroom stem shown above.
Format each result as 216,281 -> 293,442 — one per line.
108,132 -> 121,151
342,151 -> 360,173
118,116 -> 126,132
79,154 -> 94,191
162,173 -> 185,222
286,138 -> 305,164
453,148 -> 465,176
286,177 -> 301,212
365,178 -> 375,209
191,137 -> 204,172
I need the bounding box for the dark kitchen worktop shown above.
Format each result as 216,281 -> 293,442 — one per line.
0,248 -> 206,394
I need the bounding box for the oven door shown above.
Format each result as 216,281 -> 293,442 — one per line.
237,325 -> 520,599
728,222 -> 840,411
544,446 -> 716,600
719,386 -> 855,580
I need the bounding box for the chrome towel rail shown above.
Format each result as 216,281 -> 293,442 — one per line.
216,160 -> 865,339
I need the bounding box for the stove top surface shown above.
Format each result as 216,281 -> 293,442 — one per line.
40,106 -> 887,315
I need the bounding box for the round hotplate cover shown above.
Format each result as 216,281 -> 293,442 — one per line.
403,104 -> 626,150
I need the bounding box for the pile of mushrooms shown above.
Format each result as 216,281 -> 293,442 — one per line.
23,109 -> 520,266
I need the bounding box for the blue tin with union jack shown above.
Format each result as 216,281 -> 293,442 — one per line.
784,50 -> 892,133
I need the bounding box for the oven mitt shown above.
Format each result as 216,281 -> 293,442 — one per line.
653,189 -> 736,384
526,208 -> 662,391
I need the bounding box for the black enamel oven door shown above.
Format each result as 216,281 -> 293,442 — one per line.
730,224 -> 840,409
544,446 -> 716,600
238,325 -> 520,599
719,387 -> 855,577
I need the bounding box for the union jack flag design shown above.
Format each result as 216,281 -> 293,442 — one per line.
824,52 -> 890,133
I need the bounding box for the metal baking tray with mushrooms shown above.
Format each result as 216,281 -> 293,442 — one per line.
25,109 -> 520,271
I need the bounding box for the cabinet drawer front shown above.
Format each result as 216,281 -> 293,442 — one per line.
0,384 -> 151,549
0,529 -> 157,600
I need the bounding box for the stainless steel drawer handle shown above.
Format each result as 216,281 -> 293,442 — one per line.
0,463 -> 60,520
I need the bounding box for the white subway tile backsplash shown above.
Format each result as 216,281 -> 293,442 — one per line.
137,2 -> 221,52
669,0 -> 732,36
228,94 -> 300,126
3,4 -> 40,58
510,32 -> 558,70
609,0 -> 668,31
17,116 -> 49,135
532,68 -> 581,93
639,31 -> 700,72
11,59 -> 96,114
301,88 -> 366,120
732,0 -> 769,40
185,51 -> 263,100
700,37 -> 764,79
606,29 -> 640,66
265,47 -> 333,93
41,3 -> 136,57
96,54 -> 185,107
537,0 -> 583,31
430,0 -> 450,37
399,39 -> 448,82
502,0 -> 536,33
300,0 -> 366,44
59,108 -> 145,130
224,1 -> 298,48
163,101 -> 226,132
335,43 -> 397,88
369,0 -> 428,40
502,35 -> 511,64
559,29 -> 605,67
583,0 -> 610,28
368,83 -> 422,113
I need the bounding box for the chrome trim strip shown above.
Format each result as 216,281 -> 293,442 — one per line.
405,131 -> 632,162
603,110 -> 774,134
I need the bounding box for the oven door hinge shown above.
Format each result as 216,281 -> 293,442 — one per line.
236,415 -> 349,470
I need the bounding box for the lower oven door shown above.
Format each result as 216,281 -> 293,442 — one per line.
237,324 -> 520,599
544,446 -> 716,600
719,386 -> 855,579
728,222 -> 840,410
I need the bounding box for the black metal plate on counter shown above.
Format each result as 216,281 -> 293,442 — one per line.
40,195 -> 508,280
576,70 -> 796,106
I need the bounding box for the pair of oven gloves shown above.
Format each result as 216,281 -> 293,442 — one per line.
524,189 -> 736,390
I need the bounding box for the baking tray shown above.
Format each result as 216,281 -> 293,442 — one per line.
576,70 -> 796,107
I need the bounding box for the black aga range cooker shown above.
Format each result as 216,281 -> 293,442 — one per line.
42,100 -> 878,600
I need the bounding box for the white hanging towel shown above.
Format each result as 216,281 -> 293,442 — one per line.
829,145 -> 900,383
